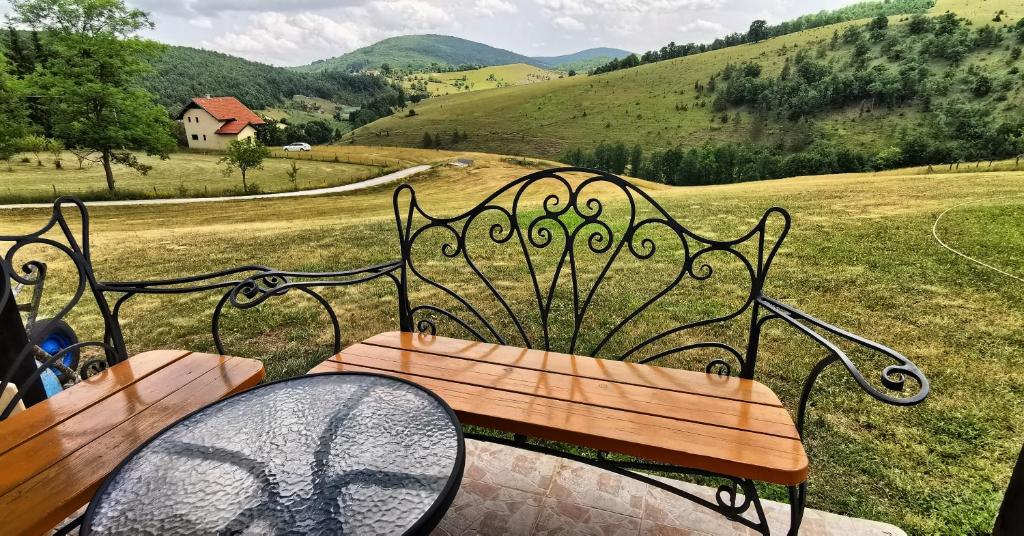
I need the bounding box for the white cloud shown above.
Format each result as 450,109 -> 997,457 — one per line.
474,0 -> 518,16
679,18 -> 725,33
552,15 -> 584,31
189,17 -> 214,29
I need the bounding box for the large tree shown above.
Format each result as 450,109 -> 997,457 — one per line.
8,0 -> 175,191
0,59 -> 29,171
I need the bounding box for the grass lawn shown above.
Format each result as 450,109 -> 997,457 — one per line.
1,154 -> 1022,533
0,146 -> 461,203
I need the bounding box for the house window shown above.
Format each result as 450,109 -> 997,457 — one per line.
187,117 -> 191,123
202,135 -> 207,140
191,134 -> 199,140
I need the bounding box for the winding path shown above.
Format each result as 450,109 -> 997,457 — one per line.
0,165 -> 432,210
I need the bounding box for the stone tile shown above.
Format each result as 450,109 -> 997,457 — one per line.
533,498 -> 642,536
463,439 -> 560,495
432,478 -> 543,536
547,459 -> 647,517
638,520 -> 709,536
642,483 -> 757,536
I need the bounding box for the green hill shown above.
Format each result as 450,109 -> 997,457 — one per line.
531,47 -> 632,71
142,46 -> 396,112
294,35 -> 545,73
354,0 -> 1024,175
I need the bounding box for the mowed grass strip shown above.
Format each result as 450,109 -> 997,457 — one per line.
0,145 -> 467,203
0,155 -> 1022,534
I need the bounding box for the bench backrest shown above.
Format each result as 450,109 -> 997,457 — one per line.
393,167 -> 790,378
0,198 -> 126,419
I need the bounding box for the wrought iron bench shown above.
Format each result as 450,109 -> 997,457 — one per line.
365,167 -> 930,534
1,169 -> 930,535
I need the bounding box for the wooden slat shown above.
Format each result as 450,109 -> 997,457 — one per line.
0,352 -> 264,536
0,352 -> 233,496
332,344 -> 799,439
310,359 -> 808,485
364,332 -> 783,407
0,350 -> 191,455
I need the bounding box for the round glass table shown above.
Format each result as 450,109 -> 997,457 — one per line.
82,372 -> 465,535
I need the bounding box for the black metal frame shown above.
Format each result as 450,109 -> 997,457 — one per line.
1,169 -> 931,535
391,167 -> 930,534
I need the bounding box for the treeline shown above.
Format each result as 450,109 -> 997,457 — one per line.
591,0 -> 934,75
142,46 -> 397,111
711,13 -> 1020,121
348,87 -> 410,127
1,33 -> 400,112
564,101 -> 1024,185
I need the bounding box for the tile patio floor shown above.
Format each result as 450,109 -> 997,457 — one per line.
433,440 -> 906,536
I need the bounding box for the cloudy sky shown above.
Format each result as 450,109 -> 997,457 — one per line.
3,0 -> 857,66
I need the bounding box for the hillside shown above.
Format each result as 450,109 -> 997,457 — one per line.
142,46 -> 396,112
531,47 -> 632,71
402,63 -> 561,96
353,0 -> 1024,169
294,35 -> 544,73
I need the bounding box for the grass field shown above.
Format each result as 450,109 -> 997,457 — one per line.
1,153 -> 1021,534
401,63 -> 561,96
0,146 -> 459,203
355,0 -> 1024,159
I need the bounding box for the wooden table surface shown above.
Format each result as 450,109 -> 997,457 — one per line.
0,350 -> 265,536
312,331 -> 808,486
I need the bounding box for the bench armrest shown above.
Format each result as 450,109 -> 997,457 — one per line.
100,261 -> 402,355
755,295 -> 930,437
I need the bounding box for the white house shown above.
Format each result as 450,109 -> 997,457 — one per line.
176,96 -> 266,151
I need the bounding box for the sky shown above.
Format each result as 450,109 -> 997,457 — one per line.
2,0 -> 858,67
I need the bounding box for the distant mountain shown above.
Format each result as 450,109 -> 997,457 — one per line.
531,47 -> 632,70
294,35 -> 545,73
141,46 -> 397,112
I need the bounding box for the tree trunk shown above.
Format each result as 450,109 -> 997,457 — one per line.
101,150 -> 115,191
241,169 -> 248,193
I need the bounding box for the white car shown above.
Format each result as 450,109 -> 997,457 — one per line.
282,142 -> 312,152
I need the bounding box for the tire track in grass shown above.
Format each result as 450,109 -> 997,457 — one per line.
931,195 -> 1024,284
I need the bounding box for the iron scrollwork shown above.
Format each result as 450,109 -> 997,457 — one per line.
394,167 -> 791,377
103,262 -> 402,356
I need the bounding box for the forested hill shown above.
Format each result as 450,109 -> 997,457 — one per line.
142,46 -> 396,112
294,35 -> 542,73
353,0 -> 1024,184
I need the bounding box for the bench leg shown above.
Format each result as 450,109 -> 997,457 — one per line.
787,482 -> 807,535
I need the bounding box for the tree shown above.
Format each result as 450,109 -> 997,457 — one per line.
421,131 -> 433,148
0,59 -> 30,171
10,0 -> 175,191
20,134 -> 47,166
300,119 -> 333,145
629,144 -> 643,174
748,20 -> 768,43
868,14 -> 889,33
284,160 -> 300,191
220,137 -> 269,193
47,137 -> 64,168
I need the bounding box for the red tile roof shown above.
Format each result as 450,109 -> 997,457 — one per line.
178,96 -> 265,135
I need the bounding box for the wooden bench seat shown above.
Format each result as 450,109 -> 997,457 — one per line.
0,350 -> 265,536
310,331 -> 808,486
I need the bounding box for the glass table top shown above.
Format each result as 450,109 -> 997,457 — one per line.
83,372 -> 464,535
